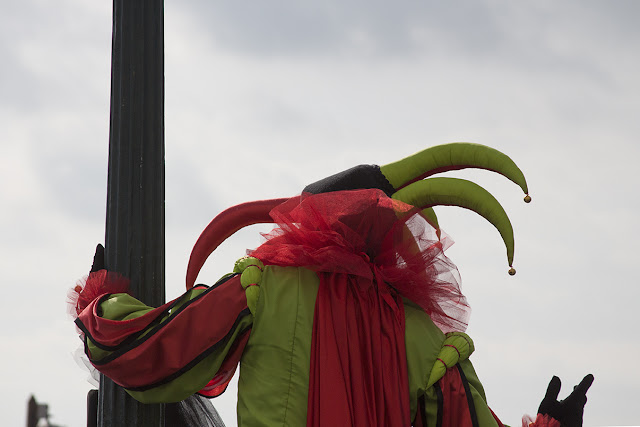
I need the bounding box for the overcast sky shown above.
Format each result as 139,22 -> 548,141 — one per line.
1,1 -> 639,426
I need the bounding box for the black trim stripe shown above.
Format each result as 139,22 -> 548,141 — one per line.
91,304 -> 251,367
77,275 -> 238,354
76,282 -> 215,352
124,311 -> 252,392
434,381 -> 443,427
417,395 -> 428,427
456,364 -> 479,427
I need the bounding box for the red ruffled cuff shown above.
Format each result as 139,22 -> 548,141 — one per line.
67,270 -> 131,319
522,414 -> 561,427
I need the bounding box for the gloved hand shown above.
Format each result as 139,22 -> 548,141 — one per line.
90,244 -> 105,273
538,374 -> 594,427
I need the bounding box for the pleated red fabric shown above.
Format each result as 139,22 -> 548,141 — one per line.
306,272 -> 409,426
250,189 -> 470,427
438,368 -> 475,427
250,189 -> 469,332
75,276 -> 250,390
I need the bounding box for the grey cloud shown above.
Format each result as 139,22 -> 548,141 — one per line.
31,144 -> 108,220
175,0 -> 504,56
0,0 -> 110,113
173,0 -> 640,93
0,50 -> 46,111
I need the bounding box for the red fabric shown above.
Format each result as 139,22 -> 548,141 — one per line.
490,407 -> 505,427
68,270 -> 131,319
198,329 -> 251,397
250,189 -> 470,427
250,189 -> 469,332
524,414 -> 561,427
306,272 -> 410,427
439,368 -> 474,427
78,295 -> 169,349
77,276 -> 250,389
413,405 -> 425,427
186,198 -> 289,290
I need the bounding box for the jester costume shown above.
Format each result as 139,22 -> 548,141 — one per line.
71,144 -> 593,426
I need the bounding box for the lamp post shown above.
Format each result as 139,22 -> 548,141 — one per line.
99,0 -> 165,425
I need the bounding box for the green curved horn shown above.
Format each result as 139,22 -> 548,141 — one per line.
393,177 -> 516,269
420,207 -> 440,238
381,143 -> 529,199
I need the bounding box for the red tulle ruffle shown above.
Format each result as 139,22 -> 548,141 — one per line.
249,189 -> 470,332
522,414 -> 561,427
67,270 -> 131,319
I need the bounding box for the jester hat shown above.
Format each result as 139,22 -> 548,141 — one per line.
186,142 -> 530,290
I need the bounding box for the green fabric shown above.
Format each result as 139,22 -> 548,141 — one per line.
420,207 -> 440,232
128,314 -> 253,403
87,288 -> 207,362
86,264 -> 501,425
459,359 -> 494,423
404,298 -> 446,420
237,265 -> 319,427
427,332 -> 475,388
424,385 -> 441,426
86,287 -> 253,403
420,360 -> 502,427
244,285 -> 260,315
235,257 -> 265,315
393,177 -> 515,267
101,293 -> 156,321
236,270 -> 498,426
380,142 -> 529,269
380,142 -> 529,194
404,297 -> 503,426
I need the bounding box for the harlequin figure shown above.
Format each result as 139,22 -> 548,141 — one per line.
70,144 -> 593,426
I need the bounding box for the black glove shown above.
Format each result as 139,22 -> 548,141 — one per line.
303,164 -> 395,197
90,244 -> 105,273
538,374 -> 594,427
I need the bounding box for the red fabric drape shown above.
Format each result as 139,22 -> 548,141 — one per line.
75,276 -> 250,390
439,368 -> 475,427
250,189 -> 469,332
250,189 -> 470,427
306,271 -> 409,426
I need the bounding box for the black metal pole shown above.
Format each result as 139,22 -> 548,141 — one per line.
100,0 -> 165,425
26,395 -> 37,427
87,390 -> 98,427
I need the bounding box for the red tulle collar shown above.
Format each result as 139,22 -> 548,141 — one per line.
250,189 -> 470,332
